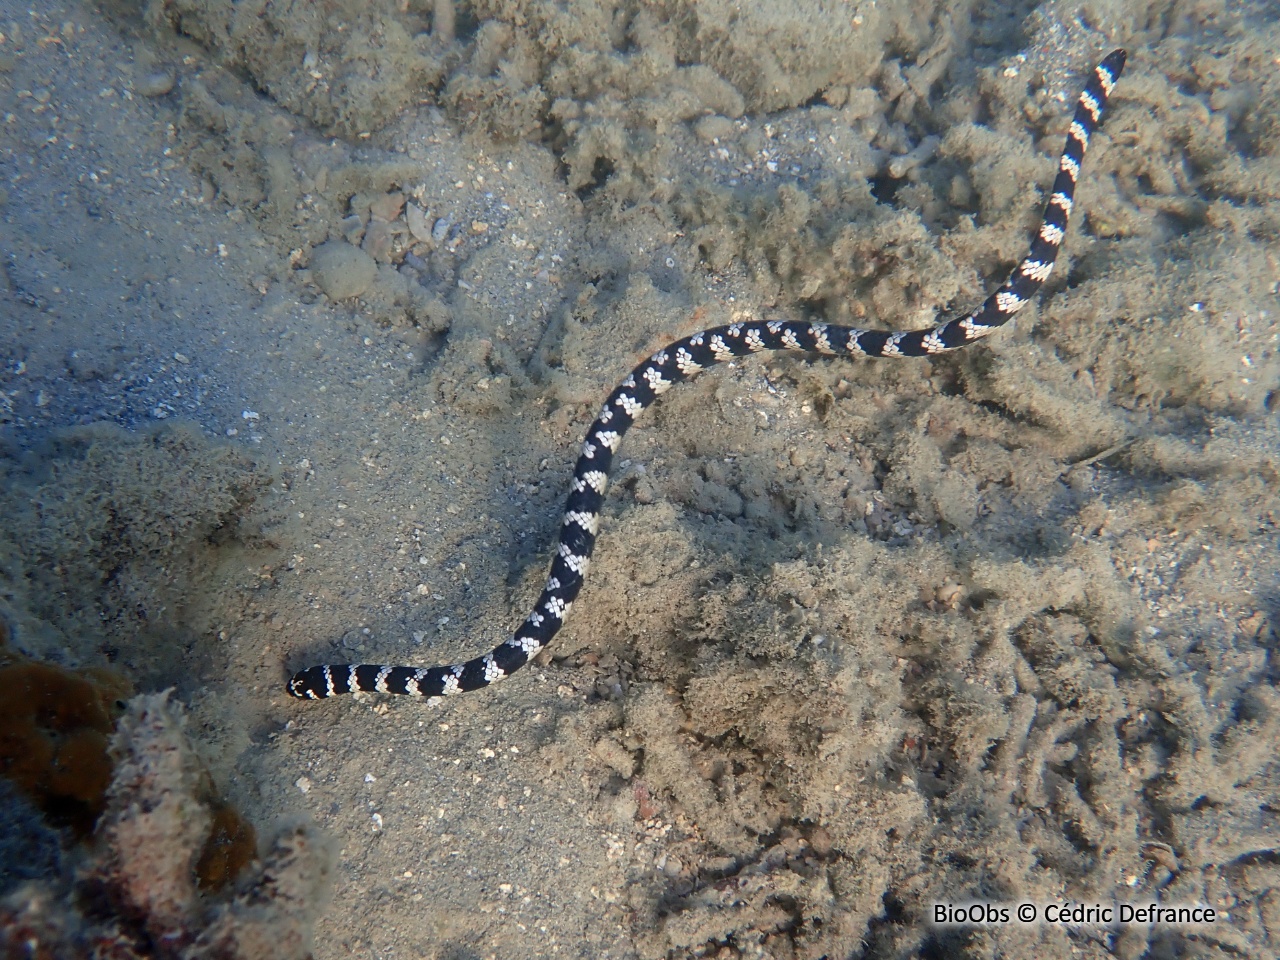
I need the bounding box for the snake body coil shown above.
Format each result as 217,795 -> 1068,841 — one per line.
288,50 -> 1126,702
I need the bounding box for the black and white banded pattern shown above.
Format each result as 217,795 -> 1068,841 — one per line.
288,49 -> 1126,702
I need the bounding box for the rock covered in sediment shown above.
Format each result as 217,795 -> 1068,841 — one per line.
309,239 -> 377,299
0,691 -> 332,960
189,824 -> 333,960
97,693 -> 211,941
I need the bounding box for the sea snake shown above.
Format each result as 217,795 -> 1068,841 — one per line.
288,49 -> 1126,701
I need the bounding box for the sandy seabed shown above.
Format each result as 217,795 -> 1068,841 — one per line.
1,0 -> 1278,957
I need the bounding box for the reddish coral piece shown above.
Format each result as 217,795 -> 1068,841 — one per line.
0,654 -> 130,834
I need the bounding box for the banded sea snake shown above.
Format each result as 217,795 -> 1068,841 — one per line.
288,49 -> 1127,702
